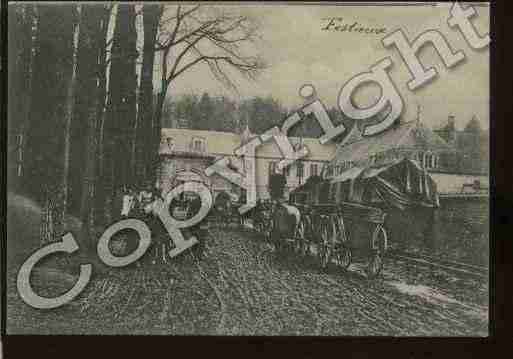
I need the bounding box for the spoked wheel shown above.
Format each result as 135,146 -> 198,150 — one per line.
294,219 -> 308,256
332,243 -> 352,270
272,232 -> 284,255
335,214 -> 348,243
318,218 -> 333,270
366,254 -> 383,278
366,225 -> 387,278
265,218 -> 274,244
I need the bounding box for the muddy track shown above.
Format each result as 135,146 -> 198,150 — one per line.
207,229 -> 486,335
6,228 -> 488,335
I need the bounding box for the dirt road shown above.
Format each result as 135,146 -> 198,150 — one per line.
6,227 -> 488,335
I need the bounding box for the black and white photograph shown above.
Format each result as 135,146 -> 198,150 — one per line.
5,1 -> 490,336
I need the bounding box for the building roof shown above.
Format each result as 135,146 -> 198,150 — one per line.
160,128 -> 336,162
330,120 -> 453,167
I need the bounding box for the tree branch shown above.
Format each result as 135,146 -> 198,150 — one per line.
157,4 -> 264,94
171,18 -> 220,47
167,32 -> 209,81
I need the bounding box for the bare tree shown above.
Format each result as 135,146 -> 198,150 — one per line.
135,4 -> 164,186
92,5 -> 114,227
8,4 -> 36,190
74,4 -> 112,251
102,4 -> 138,220
149,4 -> 265,183
62,5 -> 80,220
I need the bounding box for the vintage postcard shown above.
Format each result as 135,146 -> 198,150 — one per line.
6,2 -> 489,336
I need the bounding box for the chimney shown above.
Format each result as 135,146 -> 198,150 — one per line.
448,115 -> 455,129
447,115 -> 456,142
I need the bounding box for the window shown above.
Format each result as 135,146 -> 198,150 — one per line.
297,162 -> 304,178
310,163 -> 318,177
423,153 -> 436,169
284,165 -> 290,177
166,137 -> 174,151
191,137 -> 205,152
269,161 -> 277,175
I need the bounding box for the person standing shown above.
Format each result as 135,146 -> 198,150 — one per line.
121,187 -> 135,218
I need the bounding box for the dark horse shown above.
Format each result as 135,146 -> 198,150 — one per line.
251,200 -> 273,238
266,173 -> 302,254
271,201 -> 302,255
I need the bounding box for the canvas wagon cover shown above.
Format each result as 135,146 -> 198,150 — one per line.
330,158 -> 440,210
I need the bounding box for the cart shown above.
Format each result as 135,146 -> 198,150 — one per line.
294,202 -> 388,277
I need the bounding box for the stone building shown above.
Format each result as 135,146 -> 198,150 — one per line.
158,125 -> 337,202
325,117 -> 489,195
325,118 -> 454,180
158,115 -> 488,201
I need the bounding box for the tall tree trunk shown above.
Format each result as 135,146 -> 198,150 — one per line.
23,5 -> 76,197
151,88 -> 166,188
135,4 -> 162,187
93,6 -> 112,228
8,5 -> 35,191
62,6 -> 80,220
8,5 -> 23,187
22,4 -> 76,241
103,4 -> 137,216
73,5 -> 110,252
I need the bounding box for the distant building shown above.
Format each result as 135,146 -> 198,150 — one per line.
434,115 -> 489,175
325,117 -> 489,196
158,125 -> 337,201
159,114 -> 488,201
325,119 -> 454,180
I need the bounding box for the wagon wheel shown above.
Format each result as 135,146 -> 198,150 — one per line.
332,243 -> 352,270
318,222 -> 330,269
293,219 -> 306,255
366,225 -> 387,278
318,217 -> 335,270
271,225 -> 284,255
335,214 -> 348,244
265,217 -> 274,243
301,215 -> 313,256
372,225 -> 387,254
366,254 -> 383,278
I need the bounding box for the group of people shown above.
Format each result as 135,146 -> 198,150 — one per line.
119,183 -> 162,219
115,183 -> 170,264
115,182 -> 205,265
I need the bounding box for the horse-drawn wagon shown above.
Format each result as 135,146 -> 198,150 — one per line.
273,200 -> 387,277
269,157 -> 440,278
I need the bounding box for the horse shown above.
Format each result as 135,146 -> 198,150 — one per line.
250,200 -> 273,239
144,195 -> 206,262
271,201 -> 302,256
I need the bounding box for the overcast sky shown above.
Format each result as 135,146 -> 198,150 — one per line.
155,2 -> 490,131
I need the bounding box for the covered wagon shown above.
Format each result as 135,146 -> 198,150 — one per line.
290,157 -> 440,276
